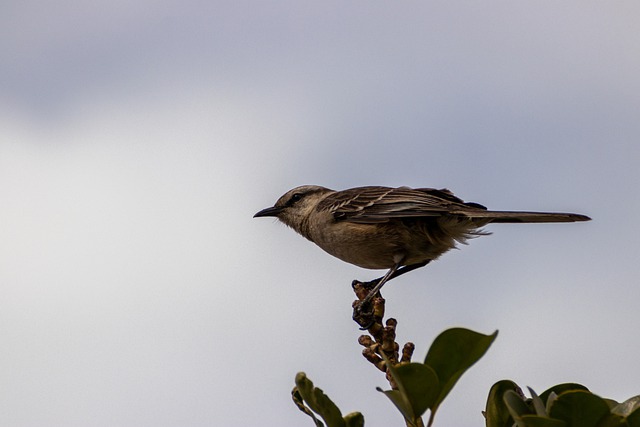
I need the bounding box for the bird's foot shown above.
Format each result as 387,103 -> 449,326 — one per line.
352,280 -> 383,330
353,300 -> 375,329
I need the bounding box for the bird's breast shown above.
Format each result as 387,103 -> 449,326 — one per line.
307,220 -> 411,269
306,216 -> 475,269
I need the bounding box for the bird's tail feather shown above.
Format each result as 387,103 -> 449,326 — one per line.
463,210 -> 591,223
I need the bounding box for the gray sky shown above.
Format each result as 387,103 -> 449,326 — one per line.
1,2 -> 639,426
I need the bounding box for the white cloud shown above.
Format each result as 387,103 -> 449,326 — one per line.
1,2 -> 639,426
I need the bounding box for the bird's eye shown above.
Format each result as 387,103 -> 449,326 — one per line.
290,193 -> 303,204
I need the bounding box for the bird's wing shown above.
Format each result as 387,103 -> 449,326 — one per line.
318,186 -> 488,224
318,186 -> 590,224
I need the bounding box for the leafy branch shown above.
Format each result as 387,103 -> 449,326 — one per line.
289,281 -> 639,426
293,283 -> 497,427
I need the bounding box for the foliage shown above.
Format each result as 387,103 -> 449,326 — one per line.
485,381 -> 640,427
292,328 -> 497,427
380,328 -> 498,426
292,372 -> 364,427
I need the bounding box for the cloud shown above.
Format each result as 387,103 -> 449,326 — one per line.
1,2 -> 639,426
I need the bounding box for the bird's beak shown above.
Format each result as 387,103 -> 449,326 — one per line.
253,206 -> 283,218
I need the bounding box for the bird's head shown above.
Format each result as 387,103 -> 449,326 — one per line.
254,185 -> 332,233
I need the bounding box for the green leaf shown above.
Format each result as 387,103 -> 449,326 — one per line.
343,412 -> 365,427
504,389 -> 535,427
603,398 -> 621,410
595,413 -> 626,427
394,363 -> 440,417
545,392 -> 559,417
423,328 -> 498,412
529,387 -> 548,416
292,387 -> 325,427
611,395 -> 640,418
376,387 -> 415,421
294,372 -> 346,427
377,388 -> 414,423
485,380 -> 521,427
520,414 -> 566,427
627,405 -> 640,427
379,362 -> 439,422
539,383 -> 589,406
548,390 -> 610,427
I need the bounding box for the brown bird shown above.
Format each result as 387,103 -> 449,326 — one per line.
254,185 -> 590,322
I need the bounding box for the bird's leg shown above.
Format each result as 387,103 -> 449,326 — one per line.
361,260 -> 431,290
359,263 -> 401,308
353,260 -> 430,329
352,263 -> 398,329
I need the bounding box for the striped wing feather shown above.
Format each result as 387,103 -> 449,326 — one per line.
318,186 -> 590,224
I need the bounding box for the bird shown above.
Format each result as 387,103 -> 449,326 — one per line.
254,185 -> 590,322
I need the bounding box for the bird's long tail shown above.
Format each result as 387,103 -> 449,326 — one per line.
464,210 -> 591,223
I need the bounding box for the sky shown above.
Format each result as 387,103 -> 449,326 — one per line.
1,1 -> 639,426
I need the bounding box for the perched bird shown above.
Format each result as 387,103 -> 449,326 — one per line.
254,185 -> 590,320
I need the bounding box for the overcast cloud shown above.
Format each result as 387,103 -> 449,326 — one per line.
1,2 -> 639,426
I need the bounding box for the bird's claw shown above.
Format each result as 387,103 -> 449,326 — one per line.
353,299 -> 375,330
